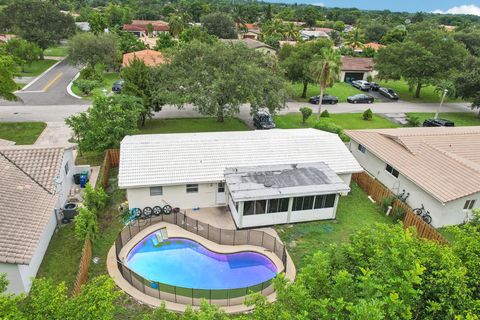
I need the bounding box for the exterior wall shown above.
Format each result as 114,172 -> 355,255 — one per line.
349,140 -> 479,227
338,173 -> 352,193
127,183 -> 220,210
57,148 -> 75,209
0,263 -> 23,294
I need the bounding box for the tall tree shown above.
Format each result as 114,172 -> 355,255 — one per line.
168,14 -> 186,37
88,11 -> 108,35
67,32 -> 120,70
117,32 -> 146,54
309,47 -> 341,118
0,54 -> 18,101
0,0 -> 75,58
4,38 -> 41,71
200,12 -> 238,39
454,56 -> 480,116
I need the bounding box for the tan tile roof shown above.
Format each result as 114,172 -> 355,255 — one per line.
346,126 -> 480,203
341,56 -> 374,71
0,151 -> 60,265
0,138 -> 15,146
122,49 -> 166,67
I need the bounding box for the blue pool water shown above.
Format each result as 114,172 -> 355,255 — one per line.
126,235 -> 277,289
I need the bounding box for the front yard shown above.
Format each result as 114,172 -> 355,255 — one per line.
140,117 -> 250,134
0,122 -> 46,144
15,59 -> 57,77
71,72 -> 120,100
287,82 -> 361,102
275,113 -> 399,130
44,45 -> 68,57
377,80 -> 463,103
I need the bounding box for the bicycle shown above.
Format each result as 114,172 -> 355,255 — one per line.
413,204 -> 432,224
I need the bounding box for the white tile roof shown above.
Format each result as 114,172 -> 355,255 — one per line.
119,129 -> 363,188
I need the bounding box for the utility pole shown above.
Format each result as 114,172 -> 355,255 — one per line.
435,89 -> 448,120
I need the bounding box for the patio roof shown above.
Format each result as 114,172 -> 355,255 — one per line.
225,162 -> 350,202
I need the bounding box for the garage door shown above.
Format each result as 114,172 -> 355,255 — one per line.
344,72 -> 365,83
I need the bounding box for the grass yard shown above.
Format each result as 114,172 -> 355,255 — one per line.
139,117 -> 251,134
276,182 -> 394,269
275,113 -> 399,130
72,72 -> 120,100
377,79 -> 463,103
44,45 -> 68,57
16,59 -> 57,77
407,112 -> 480,126
287,82 -> 360,102
0,122 -> 46,144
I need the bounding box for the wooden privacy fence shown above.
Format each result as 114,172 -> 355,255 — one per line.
100,149 -> 120,189
72,239 -> 92,296
352,172 -> 447,244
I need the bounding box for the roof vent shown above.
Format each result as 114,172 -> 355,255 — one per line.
292,164 -> 298,169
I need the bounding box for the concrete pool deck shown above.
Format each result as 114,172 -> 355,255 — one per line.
107,222 -> 296,314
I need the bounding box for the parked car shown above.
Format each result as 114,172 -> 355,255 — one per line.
352,80 -> 371,91
253,111 -> 276,129
422,119 -> 455,127
370,82 -> 380,91
308,94 -> 339,105
112,80 -> 124,93
379,87 -> 399,100
347,94 -> 375,104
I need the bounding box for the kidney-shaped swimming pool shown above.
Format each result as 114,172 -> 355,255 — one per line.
126,233 -> 278,290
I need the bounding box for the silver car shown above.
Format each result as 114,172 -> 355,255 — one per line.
352,80 -> 371,91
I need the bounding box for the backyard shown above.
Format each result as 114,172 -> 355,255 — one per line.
0,122 -> 46,144
275,113 -> 399,130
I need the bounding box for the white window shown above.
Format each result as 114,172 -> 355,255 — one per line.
385,164 -> 399,178
358,144 -> 366,154
150,186 -> 163,196
64,162 -> 69,175
186,184 -> 198,193
464,200 -> 476,210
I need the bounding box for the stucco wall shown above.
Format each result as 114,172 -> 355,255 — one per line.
57,148 -> 75,209
349,140 -> 479,227
0,263 -> 23,294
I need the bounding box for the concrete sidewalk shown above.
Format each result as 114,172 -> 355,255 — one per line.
34,122 -> 74,146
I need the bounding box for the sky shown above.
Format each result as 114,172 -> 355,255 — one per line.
267,1 -> 480,15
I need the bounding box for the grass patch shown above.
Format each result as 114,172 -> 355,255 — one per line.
16,59 -> 56,77
139,117 -> 250,134
407,112 -> 480,126
0,122 -> 46,145
287,82 -> 361,102
71,72 -> 120,100
44,45 -> 68,57
275,113 -> 399,130
75,151 -> 105,166
377,79 -> 463,103
276,182 -> 394,269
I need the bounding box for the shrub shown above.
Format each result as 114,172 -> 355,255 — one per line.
391,205 -> 406,222
73,79 -> 99,96
79,65 -> 103,82
299,107 -> 313,123
362,108 -> 373,120
74,207 -> 98,241
406,115 -> 421,127
381,195 -> 396,212
367,75 -> 373,82
320,110 -> 330,118
314,119 -> 349,142
83,183 -> 108,213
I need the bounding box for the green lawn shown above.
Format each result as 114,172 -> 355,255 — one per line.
275,113 -> 399,130
44,45 -> 68,57
377,80 -> 463,103
407,112 -> 480,126
276,183 -> 394,269
0,122 -> 46,144
16,59 -> 57,77
72,72 -> 120,100
287,82 -> 361,102
139,117 -> 251,134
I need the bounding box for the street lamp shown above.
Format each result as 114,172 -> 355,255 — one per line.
435,89 -> 448,120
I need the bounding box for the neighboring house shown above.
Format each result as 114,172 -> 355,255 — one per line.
340,56 -> 376,82
343,25 -> 355,33
0,146 -> 75,294
118,129 -> 363,229
122,49 -> 166,67
222,38 -> 276,54
240,23 -> 261,40
0,34 -> 16,42
346,127 -> 480,227
353,42 -> 385,53
123,24 -> 148,37
123,20 -> 169,37
300,29 -> 330,41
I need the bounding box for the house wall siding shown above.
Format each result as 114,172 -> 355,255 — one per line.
0,263 -> 23,294
349,140 -> 479,227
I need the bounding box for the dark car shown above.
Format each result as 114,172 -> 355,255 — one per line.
352,80 -> 371,91
379,87 -> 399,100
112,80 -> 125,93
347,94 -> 374,104
308,94 -> 339,105
370,82 -> 380,91
422,119 -> 455,127
253,111 -> 276,129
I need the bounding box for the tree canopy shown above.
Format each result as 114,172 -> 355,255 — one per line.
67,32 -> 120,70
200,12 -> 238,39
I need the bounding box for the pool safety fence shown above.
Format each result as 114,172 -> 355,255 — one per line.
114,212 -> 288,306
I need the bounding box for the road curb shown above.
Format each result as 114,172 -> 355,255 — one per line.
18,58 -> 64,92
66,71 -> 83,100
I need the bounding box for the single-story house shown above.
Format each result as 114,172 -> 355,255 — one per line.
346,127 -> 480,227
0,146 -> 75,294
221,38 -> 276,54
118,129 -> 363,229
240,23 -> 261,40
122,49 -> 166,67
123,20 -> 169,37
340,56 -> 376,82
300,29 -> 330,41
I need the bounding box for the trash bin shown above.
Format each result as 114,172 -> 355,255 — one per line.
79,174 -> 88,188
73,174 -> 81,185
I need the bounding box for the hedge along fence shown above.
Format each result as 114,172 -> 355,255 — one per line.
352,172 -> 447,244
72,239 -> 92,296
99,149 -> 120,189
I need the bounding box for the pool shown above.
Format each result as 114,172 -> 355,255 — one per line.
126,234 -> 278,290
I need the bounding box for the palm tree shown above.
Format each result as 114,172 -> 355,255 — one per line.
344,28 -> 365,50
284,22 -> 299,41
309,48 -> 341,119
